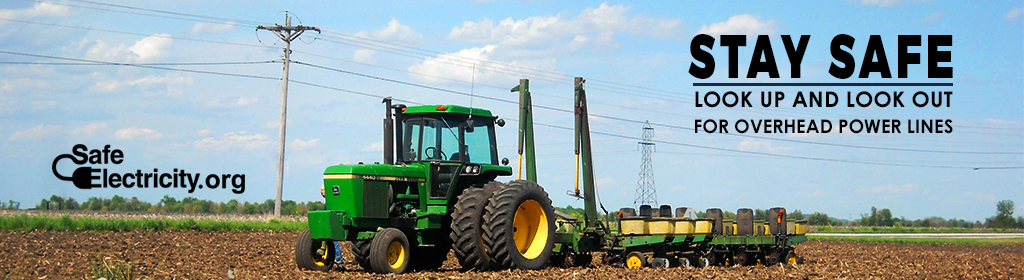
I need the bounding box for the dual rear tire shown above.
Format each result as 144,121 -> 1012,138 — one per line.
483,180 -> 556,270
451,180 -> 556,271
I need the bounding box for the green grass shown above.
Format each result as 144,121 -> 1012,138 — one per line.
808,235 -> 1024,246
0,214 -> 307,232
814,226 -> 1021,234
92,258 -> 133,280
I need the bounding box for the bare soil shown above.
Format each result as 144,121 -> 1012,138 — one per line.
1,230 -> 1021,279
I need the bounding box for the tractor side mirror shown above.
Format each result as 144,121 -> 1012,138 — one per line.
501,157 -> 509,166
496,118 -> 505,127
465,119 -> 475,133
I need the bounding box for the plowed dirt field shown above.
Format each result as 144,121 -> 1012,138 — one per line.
1,230 -> 1021,279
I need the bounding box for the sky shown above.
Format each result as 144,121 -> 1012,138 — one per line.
0,0 -> 1021,221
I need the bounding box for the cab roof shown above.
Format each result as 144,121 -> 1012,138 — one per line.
402,105 -> 496,118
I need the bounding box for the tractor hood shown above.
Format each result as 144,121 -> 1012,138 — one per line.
324,163 -> 427,179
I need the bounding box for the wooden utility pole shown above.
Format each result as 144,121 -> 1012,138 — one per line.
258,12 -> 319,217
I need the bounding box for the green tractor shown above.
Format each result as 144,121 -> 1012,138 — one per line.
296,80 -> 555,273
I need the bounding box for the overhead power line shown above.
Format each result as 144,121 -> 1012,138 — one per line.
291,60 -> 1024,156
15,0 -> 1021,134
7,3 -> 1018,134
3,49 -> 1020,170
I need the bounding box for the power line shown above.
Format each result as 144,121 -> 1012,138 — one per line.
51,0 -> 268,26
26,0 -> 264,27
4,49 -> 1019,170
291,60 -> 1024,155
8,3 -> 1016,136
521,120 -> 1023,170
0,50 -> 279,80
15,0 -> 1020,135
0,60 -> 278,66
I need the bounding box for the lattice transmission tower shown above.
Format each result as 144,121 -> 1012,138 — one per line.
634,121 -> 657,207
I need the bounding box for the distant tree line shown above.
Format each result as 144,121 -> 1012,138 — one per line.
1,200 -> 20,210
814,200 -> 1023,229
28,195 -> 325,216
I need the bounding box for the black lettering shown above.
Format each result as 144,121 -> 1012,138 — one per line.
898,35 -> 921,78
747,35 -> 780,78
782,35 -> 810,78
689,34 -> 716,79
71,144 -> 88,164
859,35 -> 892,78
720,35 -> 746,78
928,35 -> 952,78
829,34 -> 856,79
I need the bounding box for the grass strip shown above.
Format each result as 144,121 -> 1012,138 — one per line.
0,213 -> 307,232
814,226 -> 1022,234
809,235 -> 1024,246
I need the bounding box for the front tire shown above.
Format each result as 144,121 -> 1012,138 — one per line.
294,229 -> 335,271
483,180 -> 555,270
368,228 -> 411,274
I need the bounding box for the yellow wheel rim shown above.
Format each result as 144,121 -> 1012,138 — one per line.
387,241 -> 406,269
787,253 -> 797,265
313,241 -> 329,267
626,254 -> 643,268
512,199 -> 549,260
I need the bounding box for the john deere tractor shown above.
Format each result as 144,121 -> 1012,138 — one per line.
296,81 -> 555,273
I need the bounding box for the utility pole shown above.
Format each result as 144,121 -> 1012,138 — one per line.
258,12 -> 319,217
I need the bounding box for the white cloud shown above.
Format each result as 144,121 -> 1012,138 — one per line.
193,131 -> 270,151
982,118 -> 1023,128
70,122 -> 108,136
361,141 -> 384,152
697,14 -> 778,37
800,190 -> 826,198
1,78 -> 52,93
447,3 -> 682,55
407,44 -> 558,85
8,124 -> 63,141
596,177 -> 616,189
116,127 -> 164,140
1007,8 -> 1024,21
86,34 -> 173,62
189,21 -> 237,34
856,0 -> 931,7
918,12 -> 944,26
229,97 -> 260,108
352,49 -> 377,64
197,129 -> 214,136
291,138 -> 320,150
0,3 -> 71,20
92,74 -> 193,92
971,193 -> 997,201
736,139 -> 792,153
355,18 -> 423,43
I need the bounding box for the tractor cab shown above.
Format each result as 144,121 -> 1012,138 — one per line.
396,105 -> 511,201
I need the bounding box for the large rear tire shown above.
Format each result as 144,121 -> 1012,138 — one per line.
483,180 -> 555,270
450,181 -> 502,271
368,228 -> 411,274
294,229 -> 334,271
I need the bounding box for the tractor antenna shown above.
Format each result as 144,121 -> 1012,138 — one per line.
469,63 -> 476,117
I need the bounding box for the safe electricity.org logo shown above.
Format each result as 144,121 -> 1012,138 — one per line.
52,144 -> 245,194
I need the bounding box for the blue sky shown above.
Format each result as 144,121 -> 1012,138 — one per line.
0,0 -> 1021,221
